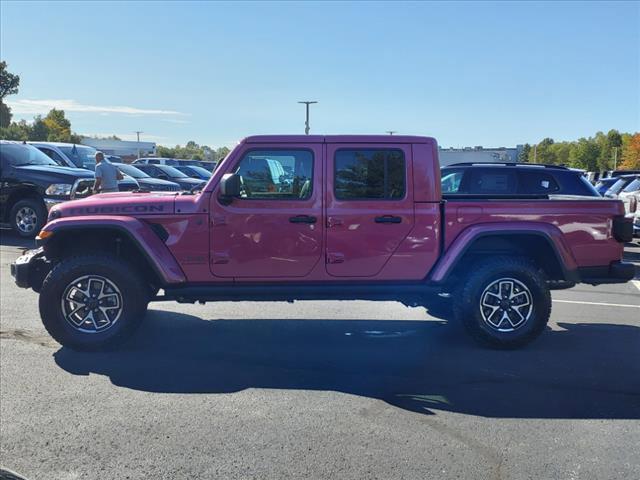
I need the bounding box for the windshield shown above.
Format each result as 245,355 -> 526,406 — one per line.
596,178 -> 617,188
115,163 -> 150,179
0,143 -> 59,167
58,145 -> 98,169
622,178 -> 640,193
158,165 -> 188,177
606,178 -> 632,195
184,166 -> 211,178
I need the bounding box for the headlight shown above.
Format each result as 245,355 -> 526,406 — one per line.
45,183 -> 73,197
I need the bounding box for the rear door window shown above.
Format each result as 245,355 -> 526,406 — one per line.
334,149 -> 405,200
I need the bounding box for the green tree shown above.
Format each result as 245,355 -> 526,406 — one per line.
156,145 -> 176,158
550,142 -> 571,166
0,120 -> 31,140
156,141 -> 228,161
0,101 -> 11,128
215,146 -> 230,160
0,61 -> 20,98
531,138 -> 556,164
607,129 -> 623,169
518,144 -> 531,162
569,138 -> 600,171
0,61 -> 20,128
43,108 -> 73,142
30,115 -> 49,141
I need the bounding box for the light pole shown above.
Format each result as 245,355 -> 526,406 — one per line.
134,131 -> 143,159
298,101 -> 317,135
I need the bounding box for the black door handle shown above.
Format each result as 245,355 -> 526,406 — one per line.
375,215 -> 402,224
289,215 -> 317,224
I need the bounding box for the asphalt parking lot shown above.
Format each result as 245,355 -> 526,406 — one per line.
1,231 -> 638,480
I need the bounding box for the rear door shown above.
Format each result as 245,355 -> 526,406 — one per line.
325,144 -> 414,277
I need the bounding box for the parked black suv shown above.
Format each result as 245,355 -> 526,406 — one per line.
0,141 -> 95,237
441,163 -> 599,197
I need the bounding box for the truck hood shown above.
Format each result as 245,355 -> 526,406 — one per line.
16,164 -> 95,182
137,177 -> 181,187
49,192 -> 178,219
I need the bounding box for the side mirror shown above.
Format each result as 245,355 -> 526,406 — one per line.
219,173 -> 241,202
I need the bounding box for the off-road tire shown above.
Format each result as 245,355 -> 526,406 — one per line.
453,257 -> 551,349
39,254 -> 149,351
10,198 -> 46,238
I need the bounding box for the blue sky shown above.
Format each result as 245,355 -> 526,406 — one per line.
1,1 -> 638,148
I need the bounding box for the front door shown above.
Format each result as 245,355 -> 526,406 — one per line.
210,144 -> 323,278
325,144 -> 415,277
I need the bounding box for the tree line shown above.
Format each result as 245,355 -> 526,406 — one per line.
1,61 -> 638,168
519,130 -> 639,171
156,142 -> 230,162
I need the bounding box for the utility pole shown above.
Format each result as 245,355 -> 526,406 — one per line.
386,130 -> 396,135
134,131 -> 143,159
613,146 -> 618,170
298,101 -> 317,135
533,144 -> 537,163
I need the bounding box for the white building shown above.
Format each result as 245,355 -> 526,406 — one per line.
438,145 -> 524,167
81,138 -> 156,162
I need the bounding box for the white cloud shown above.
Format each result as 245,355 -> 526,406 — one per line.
81,132 -> 168,142
6,98 -> 186,116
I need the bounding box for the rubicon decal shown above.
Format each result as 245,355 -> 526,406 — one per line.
68,205 -> 166,215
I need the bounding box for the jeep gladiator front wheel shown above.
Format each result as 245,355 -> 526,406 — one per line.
454,258 -> 551,349
39,254 -> 149,351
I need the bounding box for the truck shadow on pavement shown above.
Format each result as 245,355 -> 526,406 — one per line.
0,230 -> 36,250
53,311 -> 640,419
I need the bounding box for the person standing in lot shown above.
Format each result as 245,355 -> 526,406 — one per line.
93,151 -> 122,193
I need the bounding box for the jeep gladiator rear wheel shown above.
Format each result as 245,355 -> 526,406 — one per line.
39,254 -> 149,351
454,257 -> 551,348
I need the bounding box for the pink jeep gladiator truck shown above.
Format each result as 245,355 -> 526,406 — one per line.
11,135 -> 635,350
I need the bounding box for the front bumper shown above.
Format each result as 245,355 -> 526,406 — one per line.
44,196 -> 66,210
578,261 -> 636,285
10,247 -> 47,289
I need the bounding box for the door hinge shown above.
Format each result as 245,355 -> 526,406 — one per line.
326,252 -> 345,264
327,217 -> 343,228
212,215 -> 227,226
212,252 -> 230,264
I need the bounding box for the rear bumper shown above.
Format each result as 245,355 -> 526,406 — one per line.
578,261 -> 636,285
